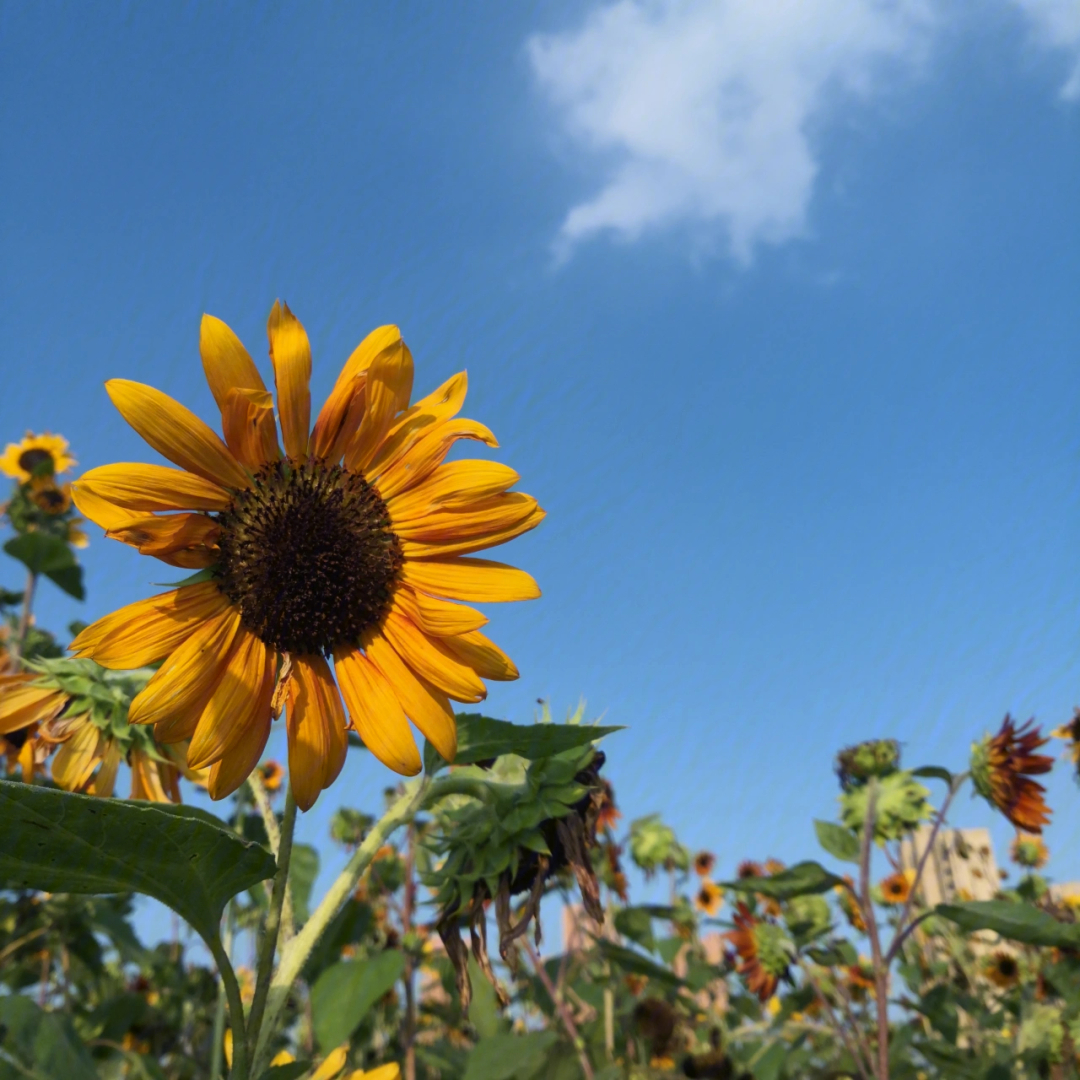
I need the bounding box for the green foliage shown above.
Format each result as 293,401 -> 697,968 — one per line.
628,813 -> 690,875
0,780 -> 276,945
722,860 -> 845,900
310,950 -> 406,1052
461,1031 -> 557,1080
813,818 -> 861,863
0,995 -> 99,1080
936,899 -> 1080,948
840,770 -> 932,841
4,532 -> 84,599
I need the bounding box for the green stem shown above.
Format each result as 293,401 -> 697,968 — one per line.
250,777 -> 433,1076
209,981 -> 226,1080
246,786 -> 297,1049
8,568 -> 36,671
208,933 -> 249,1080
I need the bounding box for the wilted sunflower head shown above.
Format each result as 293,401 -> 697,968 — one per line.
1011,832 -> 1049,870
725,903 -> 793,1002
878,869 -> 915,906
984,950 -> 1020,989
835,738 -> 901,791
68,304 -> 543,811
971,716 -> 1053,833
695,880 -> 724,917
693,850 -> 716,877
0,432 -> 75,483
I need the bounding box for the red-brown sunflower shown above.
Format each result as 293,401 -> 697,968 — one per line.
70,306 -> 543,810
725,902 -> 792,1002
971,716 -> 1053,833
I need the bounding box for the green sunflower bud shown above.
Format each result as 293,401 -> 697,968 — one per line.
835,739 -> 901,791
839,771 -> 931,842
750,921 -> 795,978
970,735 -> 993,802
783,894 -> 832,940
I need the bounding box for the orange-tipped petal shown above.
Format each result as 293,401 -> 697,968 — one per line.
381,606 -> 486,703
387,461 -> 520,520
200,314 -> 267,411
399,502 -> 545,559
286,654 -> 348,811
74,464 -> 232,513
400,557 -> 540,603
344,341 -> 414,473
374,417 -> 497,501
364,628 -> 457,763
267,301 -> 312,461
439,629 -> 519,681
105,380 -> 249,490
333,646 -> 421,776
105,513 -> 221,569
221,387 -> 281,469
207,706 -> 273,801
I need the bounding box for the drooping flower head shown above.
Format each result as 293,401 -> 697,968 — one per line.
971,716 -> 1053,833
0,432 -> 76,483
1011,832 -> 1049,870
725,903 -> 793,1002
694,880 -> 724,916
878,869 -> 915,906
70,305 -> 543,810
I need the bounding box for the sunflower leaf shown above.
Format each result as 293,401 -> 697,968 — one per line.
4,534 -> 85,599
310,950 -> 406,1052
935,899 -> 1080,948
0,780 -> 276,947
813,820 -> 861,864
721,860 -> 846,900
423,714 -> 624,774
0,994 -> 98,1080
596,939 -> 682,986
912,765 -> 953,786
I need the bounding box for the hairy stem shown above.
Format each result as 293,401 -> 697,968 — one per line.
7,568 -> 36,671
859,779 -> 888,1080
209,933 -> 248,1080
248,771 -> 296,942
524,939 -> 595,1080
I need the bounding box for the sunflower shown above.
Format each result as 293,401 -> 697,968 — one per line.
1011,832 -> 1049,870
258,759 -> 285,793
835,876 -> 866,932
984,950 -> 1020,989
725,902 -> 792,1002
693,850 -> 716,877
0,432 -> 76,483
28,477 -> 72,515
1052,708 -> 1080,779
847,959 -> 877,1000
737,860 -> 764,880
971,716 -> 1053,833
695,879 -> 724,916
69,305 -> 543,811
878,869 -> 915,906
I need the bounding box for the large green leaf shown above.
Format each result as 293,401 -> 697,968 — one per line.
722,860 -> 845,900
813,820 -> 860,864
614,906 -> 656,952
310,949 -> 405,1051
936,899 -> 1080,948
463,1031 -> 558,1080
597,939 -> 682,986
289,843 -> 320,924
3,533 -> 84,599
424,714 -> 624,774
0,995 -> 99,1080
0,780 -> 276,945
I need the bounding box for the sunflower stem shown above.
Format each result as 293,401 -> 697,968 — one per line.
246,785 -> 297,1053
7,568 -> 36,671
209,931 -> 249,1080
248,770 -> 296,942
251,777 -> 432,1077
858,778 -> 888,1080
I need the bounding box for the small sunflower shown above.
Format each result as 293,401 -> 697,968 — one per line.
695,880 -> 724,916
693,850 -> 716,877
70,305 -> 543,810
984,950 -> 1020,989
258,759 -> 285,792
0,432 -> 76,483
971,715 -> 1053,833
737,859 -> 764,880
725,902 -> 793,1002
878,869 -> 915,906
1011,832 -> 1049,870
28,477 -> 72,515
1052,708 -> 1080,779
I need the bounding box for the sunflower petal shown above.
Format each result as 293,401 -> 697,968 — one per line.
71,582 -> 230,669
93,740 -> 123,797
393,493 -> 538,541
130,749 -> 173,802
105,380 -> 249,490
382,606 -> 486,703
51,720 -> 101,792
200,314 -> 267,410
374,417 -> 498,501
399,503 -> 545,559
207,706 -> 273,801
400,557 -> 540,603
286,654 -> 348,811
395,586 -> 488,637
387,462 -> 521,521
345,341 -> 414,473
188,628 -> 275,771
221,387 -> 281,469
69,485 -> 144,532
74,464 -> 232,513
129,609 -> 242,731
364,628 -> 457,763
439,629 -> 519,681
333,646 -> 421,776
106,513 -> 221,569
267,301 -> 312,461
0,676 -> 67,735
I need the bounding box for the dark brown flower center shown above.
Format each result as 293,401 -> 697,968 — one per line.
214,460 -> 402,656
19,448 -> 54,475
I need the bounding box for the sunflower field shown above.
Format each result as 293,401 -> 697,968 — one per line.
5,311 -> 1080,1080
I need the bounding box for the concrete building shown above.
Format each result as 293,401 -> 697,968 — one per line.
898,826 -> 1000,906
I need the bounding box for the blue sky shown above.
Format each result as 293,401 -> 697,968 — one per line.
3,1 -> 1080,925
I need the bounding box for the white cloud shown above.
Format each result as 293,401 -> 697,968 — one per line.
528,0 -> 935,262
1010,0 -> 1080,99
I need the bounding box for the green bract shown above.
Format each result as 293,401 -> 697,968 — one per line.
839,771 -> 932,842
835,738 -> 901,791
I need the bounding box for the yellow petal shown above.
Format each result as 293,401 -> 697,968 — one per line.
188,628 -> 275,771
344,341 -> 414,473
387,462 -> 521,521
333,646 -> 421,776
311,1047 -> 349,1080
74,464 -> 232,513
363,628 -> 457,763
51,718 -> 101,792
439,629 -> 519,681
70,485 -> 144,532
395,586 -> 488,637
366,371 -> 468,477
129,608 -> 242,730
105,380 -> 249,490
71,583 -> 230,669
393,493 -> 538,541
200,314 -> 267,412
221,387 -> 281,469
106,512 -> 220,569
207,705 -> 273,801
93,739 -> 123,797
374,417 -> 497,502
286,654 -> 348,812
355,1066 -> 402,1080
130,748 -> 171,802
399,503 -> 545,559
400,557 -> 540,603
381,607 -> 486,703
0,676 -> 68,734
267,301 -> 312,461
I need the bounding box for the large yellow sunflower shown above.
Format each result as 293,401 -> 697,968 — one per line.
0,432 -> 76,482
70,304 -> 543,810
